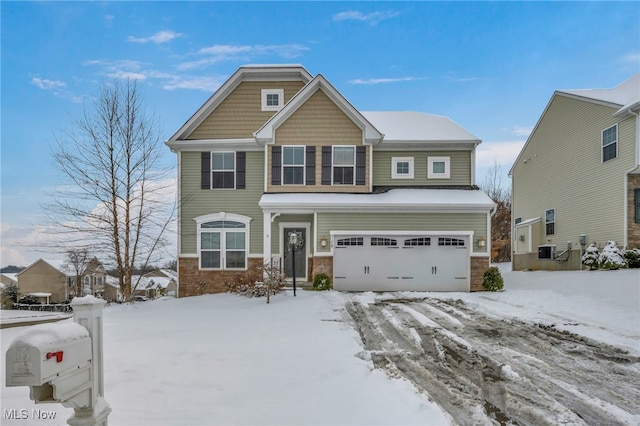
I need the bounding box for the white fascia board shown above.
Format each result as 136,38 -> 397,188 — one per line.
374,141 -> 479,151
259,202 -> 494,214
166,139 -> 262,152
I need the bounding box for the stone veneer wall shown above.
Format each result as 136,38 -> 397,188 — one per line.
470,257 -> 490,292
179,255 -> 488,295
178,257 -> 263,297
628,174 -> 640,248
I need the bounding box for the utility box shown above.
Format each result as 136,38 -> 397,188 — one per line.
6,322 -> 93,408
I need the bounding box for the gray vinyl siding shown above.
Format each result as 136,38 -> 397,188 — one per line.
316,212 -> 488,253
373,150 -> 472,186
511,95 -> 637,250
180,151 -> 265,255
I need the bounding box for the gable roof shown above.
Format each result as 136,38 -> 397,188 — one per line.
558,74 -> 639,116
509,74 -> 640,176
254,74 -> 384,145
362,111 -> 481,146
168,64 -> 313,142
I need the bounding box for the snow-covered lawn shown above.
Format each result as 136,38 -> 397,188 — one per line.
1,265 -> 638,425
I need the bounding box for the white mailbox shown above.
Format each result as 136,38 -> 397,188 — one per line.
6,322 -> 93,409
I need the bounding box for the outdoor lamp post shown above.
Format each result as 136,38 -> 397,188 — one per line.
288,232 -> 298,297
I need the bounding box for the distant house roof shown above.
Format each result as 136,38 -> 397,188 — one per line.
558,74 -> 640,116
2,273 -> 18,283
362,111 -> 481,145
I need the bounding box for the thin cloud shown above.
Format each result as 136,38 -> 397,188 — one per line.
502,126 -> 534,137
163,75 -> 226,92
128,30 -> 182,44
104,14 -> 115,28
349,76 -> 426,85
31,77 -> 66,90
333,10 -> 400,26
179,43 -> 309,70
622,51 -> 640,64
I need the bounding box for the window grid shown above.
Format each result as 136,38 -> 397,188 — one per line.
200,220 -> 247,270
282,146 -> 305,185
438,237 -> 465,247
336,237 -> 363,246
211,152 -> 235,189
545,209 -> 555,235
602,125 -> 617,162
333,146 -> 355,185
371,237 -> 397,246
404,237 -> 431,246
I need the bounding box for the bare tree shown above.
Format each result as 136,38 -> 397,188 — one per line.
62,248 -> 91,297
480,161 -> 512,262
46,79 -> 175,301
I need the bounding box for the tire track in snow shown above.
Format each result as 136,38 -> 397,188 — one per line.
346,297 -> 640,426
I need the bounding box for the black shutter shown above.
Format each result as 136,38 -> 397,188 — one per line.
356,146 -> 366,185
305,146 -> 316,185
271,146 -> 282,186
321,146 -> 332,185
201,152 -> 210,189
236,152 -> 246,189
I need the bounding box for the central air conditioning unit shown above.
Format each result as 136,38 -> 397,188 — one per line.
538,245 -> 556,260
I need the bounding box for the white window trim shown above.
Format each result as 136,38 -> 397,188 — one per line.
195,212 -> 252,271
281,145 -> 306,186
332,145 -> 356,185
211,151 -> 236,190
391,157 -> 414,179
601,124 -> 618,163
545,208 -> 555,236
428,156 -> 451,179
261,89 -> 284,111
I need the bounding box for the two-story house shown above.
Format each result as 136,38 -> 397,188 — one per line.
510,74 -> 640,271
167,65 -> 495,296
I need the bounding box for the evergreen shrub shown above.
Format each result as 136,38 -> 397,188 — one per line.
313,273 -> 331,291
482,266 -> 504,291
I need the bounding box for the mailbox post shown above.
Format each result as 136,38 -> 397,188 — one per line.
5,295 -> 111,426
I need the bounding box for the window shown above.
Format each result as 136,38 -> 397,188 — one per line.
392,157 -> 414,179
261,89 -> 284,111
602,125 -> 617,162
282,146 -> 305,185
199,219 -> 248,270
545,209 -> 555,235
404,237 -> 431,246
212,152 -> 235,189
438,237 -> 465,246
371,237 -> 397,246
514,217 -> 522,225
333,146 -> 355,185
635,189 -> 640,223
428,156 -> 451,179
336,237 -> 363,246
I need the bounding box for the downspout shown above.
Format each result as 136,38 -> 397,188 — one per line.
623,109 -> 640,248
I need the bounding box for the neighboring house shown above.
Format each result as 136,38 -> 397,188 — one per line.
1,272 -> 18,287
104,276 -> 123,302
16,259 -> 71,303
166,64 -> 495,296
143,269 -> 178,297
15,258 -> 109,303
510,74 -> 640,271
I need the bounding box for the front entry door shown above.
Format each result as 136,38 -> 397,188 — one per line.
283,227 -> 306,280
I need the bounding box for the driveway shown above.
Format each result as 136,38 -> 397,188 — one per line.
346,296 -> 640,426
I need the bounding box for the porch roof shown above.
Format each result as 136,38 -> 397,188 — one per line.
259,188 -> 495,213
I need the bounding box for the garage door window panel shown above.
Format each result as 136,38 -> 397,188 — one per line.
371,237 -> 397,246
405,237 -> 431,246
336,237 -> 363,246
438,237 -> 465,246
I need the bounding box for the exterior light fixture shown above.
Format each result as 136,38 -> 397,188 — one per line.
320,236 -> 328,247
478,237 -> 486,247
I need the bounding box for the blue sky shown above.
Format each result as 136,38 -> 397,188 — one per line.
2,1 -> 639,266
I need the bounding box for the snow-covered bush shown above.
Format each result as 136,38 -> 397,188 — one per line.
598,241 -> 628,270
581,244 -> 600,270
227,260 -> 285,298
623,248 -> 640,269
312,273 -> 331,291
482,266 -> 504,291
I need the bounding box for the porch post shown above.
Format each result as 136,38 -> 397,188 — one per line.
263,211 -> 271,264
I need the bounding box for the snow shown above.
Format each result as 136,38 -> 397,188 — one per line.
8,322 -> 88,348
259,188 -> 495,212
1,264 -> 638,425
559,73 -> 639,114
362,111 -> 481,142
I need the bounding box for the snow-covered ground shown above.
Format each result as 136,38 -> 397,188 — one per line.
1,265 -> 638,425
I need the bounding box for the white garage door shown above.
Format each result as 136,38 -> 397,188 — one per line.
333,235 -> 469,292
